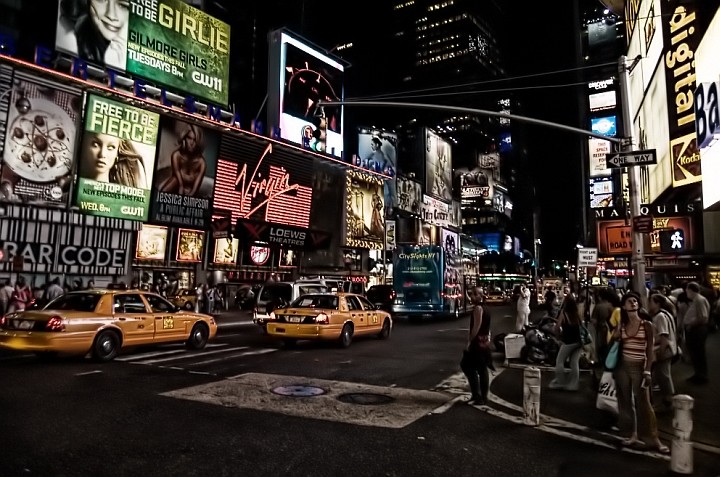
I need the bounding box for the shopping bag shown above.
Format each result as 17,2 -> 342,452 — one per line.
595,371 -> 618,415
604,340 -> 621,370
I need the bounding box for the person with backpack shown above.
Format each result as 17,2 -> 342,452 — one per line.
648,293 -> 678,413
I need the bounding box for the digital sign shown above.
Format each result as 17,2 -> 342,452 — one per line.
589,177 -> 614,208
425,129 -> 453,202
345,170 -> 384,250
213,136 -> 313,228
135,224 -> 168,261
267,30 -> 344,158
75,94 -> 159,221
176,228 -> 204,262
150,117 -> 219,228
591,115 -> 617,137
55,0 -> 231,105
0,72 -> 82,207
455,166 -> 492,200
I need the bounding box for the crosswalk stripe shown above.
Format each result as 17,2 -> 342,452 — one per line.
116,342 -> 229,362
131,346 -> 250,365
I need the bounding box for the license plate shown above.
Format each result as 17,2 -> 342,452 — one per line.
288,316 -> 302,323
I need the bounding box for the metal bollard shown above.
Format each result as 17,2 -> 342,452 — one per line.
523,366 -> 541,426
671,395 -> 694,474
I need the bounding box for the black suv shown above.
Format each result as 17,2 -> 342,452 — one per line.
367,285 -> 395,314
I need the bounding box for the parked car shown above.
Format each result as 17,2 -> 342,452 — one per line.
366,284 -> 395,313
0,289 -> 217,361
170,289 -> 198,311
253,281 -> 330,331
266,292 -> 392,348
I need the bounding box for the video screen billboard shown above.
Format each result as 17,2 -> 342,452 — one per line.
55,0 -> 231,105
75,94 -> 160,221
150,118 -> 218,228
268,30 -> 344,158
425,129 -> 452,202
589,177 -> 614,208
0,72 -> 82,207
591,115 -> 617,137
345,170 -> 384,250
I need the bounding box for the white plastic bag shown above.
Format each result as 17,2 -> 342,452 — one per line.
595,371 -> 618,415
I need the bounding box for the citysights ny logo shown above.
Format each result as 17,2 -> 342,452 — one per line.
213,143 -> 312,228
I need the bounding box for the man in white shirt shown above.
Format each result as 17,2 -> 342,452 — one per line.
515,283 -> 531,332
684,282 -> 710,384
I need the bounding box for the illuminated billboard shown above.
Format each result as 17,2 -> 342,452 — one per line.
135,224 -> 168,261
455,166 -> 492,200
425,129 -> 453,202
0,71 -> 82,207
395,176 -> 422,215
267,29 -> 344,159
588,137 -> 612,177
589,177 -> 614,208
150,118 -> 219,228
345,170 -> 384,250
176,228 -> 204,262
591,115 -> 617,137
75,94 -> 159,221
213,237 -> 239,264
589,91 -> 616,112
356,127 -> 397,175
213,136 -> 313,228
55,0 -> 231,105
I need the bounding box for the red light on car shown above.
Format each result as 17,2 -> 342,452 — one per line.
45,316 -> 65,332
0,315 -> 6,328
315,313 -> 329,324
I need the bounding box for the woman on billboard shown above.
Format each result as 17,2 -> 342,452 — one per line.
158,124 -> 207,196
80,132 -> 147,188
57,0 -> 129,70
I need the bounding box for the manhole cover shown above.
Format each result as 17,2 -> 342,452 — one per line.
272,385 -> 326,397
337,393 -> 395,405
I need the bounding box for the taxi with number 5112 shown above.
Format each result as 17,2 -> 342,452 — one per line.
266,292 -> 392,348
0,288 -> 217,361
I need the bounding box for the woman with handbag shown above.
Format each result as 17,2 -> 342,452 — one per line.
461,286 -> 493,406
549,295 -> 583,391
610,292 -> 669,454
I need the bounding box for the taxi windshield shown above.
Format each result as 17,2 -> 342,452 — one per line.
44,293 -> 101,312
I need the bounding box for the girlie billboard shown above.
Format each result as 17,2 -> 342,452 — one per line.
425,128 -> 452,202
345,170 -> 384,250
55,0 -> 231,105
0,69 -> 82,207
75,94 -> 160,221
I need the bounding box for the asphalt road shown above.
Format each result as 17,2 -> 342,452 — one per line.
1,306 -> 714,476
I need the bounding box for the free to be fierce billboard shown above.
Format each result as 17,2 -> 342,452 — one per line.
596,217 -> 695,255
212,134 -> 313,228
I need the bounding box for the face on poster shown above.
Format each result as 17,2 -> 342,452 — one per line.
0,75 -> 81,206
279,33 -> 344,158
135,224 -> 167,260
346,174 -> 384,246
55,0 -> 231,105
356,128 -> 397,176
213,237 -> 238,264
176,228 -> 204,262
395,176 -> 422,215
150,118 -> 218,228
425,129 -> 453,202
75,94 -> 159,221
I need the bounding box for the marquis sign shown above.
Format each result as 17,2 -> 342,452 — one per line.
236,218 -> 331,251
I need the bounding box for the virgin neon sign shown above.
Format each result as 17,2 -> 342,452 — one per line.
213,143 -> 312,228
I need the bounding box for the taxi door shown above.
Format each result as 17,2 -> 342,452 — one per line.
144,294 -> 186,342
357,295 -> 381,330
345,296 -> 367,328
113,294 -> 155,345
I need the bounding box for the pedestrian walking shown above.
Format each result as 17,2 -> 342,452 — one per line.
549,294 -> 583,391
515,283 -> 531,332
7,275 -> 32,313
683,281 -> 710,384
610,291 -> 669,454
0,278 -> 13,316
648,293 -> 677,413
460,286 -> 493,406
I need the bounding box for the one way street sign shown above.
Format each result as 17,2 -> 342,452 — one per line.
605,149 -> 657,168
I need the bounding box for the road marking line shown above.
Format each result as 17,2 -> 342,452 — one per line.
131,346 -> 250,365
188,348 -> 277,366
75,370 -> 102,376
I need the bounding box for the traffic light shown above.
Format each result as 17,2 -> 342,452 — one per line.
311,110 -> 327,153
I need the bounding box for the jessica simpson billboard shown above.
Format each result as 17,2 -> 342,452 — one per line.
55,0 -> 231,105
75,94 -> 159,221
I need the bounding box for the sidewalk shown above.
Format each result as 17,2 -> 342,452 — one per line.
490,324 -> 720,451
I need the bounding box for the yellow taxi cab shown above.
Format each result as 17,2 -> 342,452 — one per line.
0,288 -> 217,361
171,289 -> 199,311
266,292 -> 392,348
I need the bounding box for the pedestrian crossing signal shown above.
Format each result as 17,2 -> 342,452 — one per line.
659,229 -> 685,253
